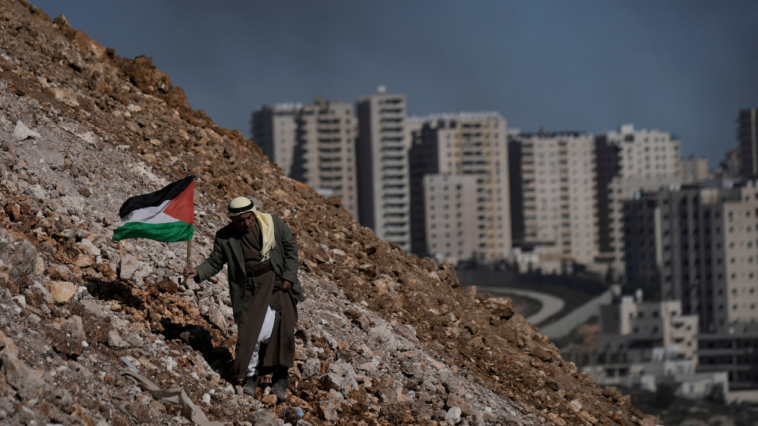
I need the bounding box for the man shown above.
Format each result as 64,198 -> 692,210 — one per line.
183,196 -> 305,402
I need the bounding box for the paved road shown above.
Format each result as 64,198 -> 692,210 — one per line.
475,286 -> 565,326
538,289 -> 612,339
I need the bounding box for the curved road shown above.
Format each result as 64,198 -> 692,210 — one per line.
475,286 -> 565,326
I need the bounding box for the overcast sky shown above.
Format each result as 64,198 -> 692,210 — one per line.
33,1 -> 758,166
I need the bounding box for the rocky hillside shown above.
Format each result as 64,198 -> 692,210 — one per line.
0,1 -> 659,425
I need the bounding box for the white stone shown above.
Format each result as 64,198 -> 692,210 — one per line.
12,121 -> 40,140
446,407 -> 462,425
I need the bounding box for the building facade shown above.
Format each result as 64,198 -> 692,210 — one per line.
509,131 -> 597,266
252,99 -> 358,218
624,183 -> 758,332
680,157 -> 710,184
409,112 -> 511,262
422,174 -> 478,264
606,176 -> 681,277
356,88 -> 411,250
739,108 -> 758,180
595,124 -> 681,271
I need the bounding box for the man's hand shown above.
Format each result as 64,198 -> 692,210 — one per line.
282,280 -> 292,291
183,267 -> 198,280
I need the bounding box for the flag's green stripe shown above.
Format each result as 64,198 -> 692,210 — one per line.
112,221 -> 193,242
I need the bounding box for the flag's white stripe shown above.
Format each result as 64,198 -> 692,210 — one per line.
117,200 -> 179,227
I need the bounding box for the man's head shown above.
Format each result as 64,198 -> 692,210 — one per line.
228,197 -> 256,233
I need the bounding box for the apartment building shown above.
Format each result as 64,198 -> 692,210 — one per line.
356,88 -> 410,251
422,174 -> 478,264
595,124 -> 681,275
739,108 -> 758,180
252,103 -> 300,176
624,183 -> 758,332
252,98 -> 358,218
606,176 -> 681,277
509,131 -> 597,266
408,112 -> 511,262
680,157 -> 710,184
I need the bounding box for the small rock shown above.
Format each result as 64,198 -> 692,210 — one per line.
321,373 -> 344,392
301,358 -> 320,379
63,315 -> 87,342
2,353 -> 46,399
24,184 -> 45,201
107,330 -> 130,349
446,407 -> 462,425
251,409 -> 278,426
12,121 -> 40,140
317,402 -> 338,422
119,254 -> 143,280
48,281 -> 77,304
261,394 -> 278,406
123,332 -> 144,348
328,389 -> 344,402
207,306 -> 228,335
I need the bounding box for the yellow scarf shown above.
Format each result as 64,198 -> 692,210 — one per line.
253,206 -> 276,261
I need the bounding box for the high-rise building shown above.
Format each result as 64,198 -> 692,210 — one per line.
252,99 -> 358,219
252,103 -> 301,176
509,131 -> 597,266
595,124 -> 681,276
422,174 -> 479,264
356,88 -> 410,250
624,183 -> 758,332
408,113 -> 511,262
605,176 -> 681,277
739,108 -> 758,180
680,157 -> 710,184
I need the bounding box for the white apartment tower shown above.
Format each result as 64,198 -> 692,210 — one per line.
595,124 -> 682,276
409,113 -> 511,262
252,99 -> 358,219
509,131 -> 597,266
356,88 -> 410,250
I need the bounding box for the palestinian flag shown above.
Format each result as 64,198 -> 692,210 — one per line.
112,175 -> 195,242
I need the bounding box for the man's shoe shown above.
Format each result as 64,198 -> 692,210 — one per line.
271,368 -> 289,402
242,375 -> 259,397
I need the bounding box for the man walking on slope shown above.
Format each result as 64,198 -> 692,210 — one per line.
183,197 -> 305,402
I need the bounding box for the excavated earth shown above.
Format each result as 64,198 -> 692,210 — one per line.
0,1 -> 661,425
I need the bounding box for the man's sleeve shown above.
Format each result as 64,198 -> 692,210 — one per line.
276,216 -> 300,286
195,235 -> 226,282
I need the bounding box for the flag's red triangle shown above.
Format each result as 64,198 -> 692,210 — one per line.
164,181 -> 194,224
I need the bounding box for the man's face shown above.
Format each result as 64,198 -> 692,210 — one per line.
231,212 -> 255,233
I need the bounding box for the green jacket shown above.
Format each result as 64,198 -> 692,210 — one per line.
195,214 -> 305,323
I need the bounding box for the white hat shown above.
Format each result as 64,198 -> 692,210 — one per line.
227,197 -> 255,217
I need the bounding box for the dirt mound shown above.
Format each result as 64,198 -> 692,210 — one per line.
0,0 -> 659,425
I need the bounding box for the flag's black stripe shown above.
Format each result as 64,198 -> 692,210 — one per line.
118,175 -> 194,218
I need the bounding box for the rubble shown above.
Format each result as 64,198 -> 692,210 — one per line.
0,0 -> 659,425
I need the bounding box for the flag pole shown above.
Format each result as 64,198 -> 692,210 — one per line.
186,238 -> 192,269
